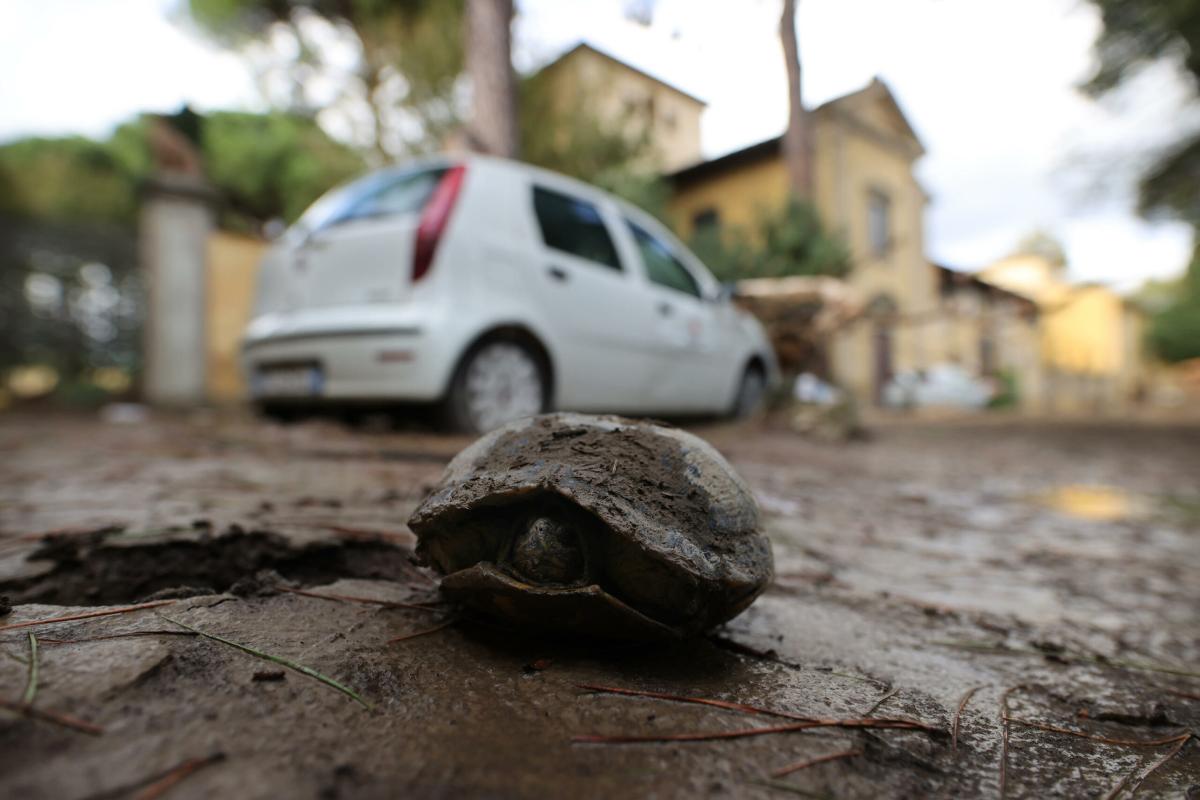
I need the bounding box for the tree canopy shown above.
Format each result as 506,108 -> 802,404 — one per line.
1084,0 -> 1200,223
688,198 -> 852,283
183,0 -> 464,159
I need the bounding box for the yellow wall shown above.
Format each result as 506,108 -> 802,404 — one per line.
669,82 -> 937,400
982,254 -> 1145,412
206,231 -> 265,403
540,46 -> 705,171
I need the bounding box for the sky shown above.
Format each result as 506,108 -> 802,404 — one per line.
0,0 -> 1194,291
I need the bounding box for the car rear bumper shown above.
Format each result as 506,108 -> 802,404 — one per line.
242,313 -> 452,402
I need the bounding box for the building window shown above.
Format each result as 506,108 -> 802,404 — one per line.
867,188 -> 891,258
692,208 -> 720,233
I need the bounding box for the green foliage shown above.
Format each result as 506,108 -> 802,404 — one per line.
0,109 -> 365,386
0,137 -> 139,226
0,111 -> 366,231
200,111 -> 366,228
1148,300 -> 1200,362
1084,0 -> 1200,224
688,197 -> 852,282
184,0 -> 464,157
518,69 -> 664,216
1146,244 -> 1200,362
987,369 -> 1020,409
1082,0 -> 1200,97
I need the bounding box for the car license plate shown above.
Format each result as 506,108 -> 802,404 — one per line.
253,366 -> 323,397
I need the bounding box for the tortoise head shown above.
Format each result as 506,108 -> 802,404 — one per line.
508,513 -> 588,586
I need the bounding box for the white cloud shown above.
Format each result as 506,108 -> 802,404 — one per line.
1,0 -> 1192,288
0,0 -> 258,141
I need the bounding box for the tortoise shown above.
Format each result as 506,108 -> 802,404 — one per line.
408,413 -> 773,639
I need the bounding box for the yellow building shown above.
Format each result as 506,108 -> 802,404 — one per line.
667,78 -> 940,403
981,253 -> 1145,412
929,265 -> 1042,408
206,231 -> 267,403
532,42 -> 706,171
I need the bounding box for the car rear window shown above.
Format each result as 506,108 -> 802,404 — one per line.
626,220 -> 701,298
532,186 -> 622,271
295,166 -> 448,234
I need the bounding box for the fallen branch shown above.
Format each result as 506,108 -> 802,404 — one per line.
34,630 -> 198,645
1121,733 -> 1192,797
0,698 -> 103,735
160,615 -> 372,710
999,686 -> 1018,798
862,687 -> 898,716
324,523 -> 414,543
387,620 -> 456,644
935,640 -> 1200,679
1005,717 -> 1190,748
576,683 -> 811,721
952,686 -> 982,752
771,748 -> 862,777
278,586 -> 444,612
132,752 -> 225,800
573,717 -> 935,745
0,600 -> 175,633
21,633 -> 38,704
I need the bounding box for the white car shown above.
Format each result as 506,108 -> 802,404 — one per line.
242,154 -> 776,432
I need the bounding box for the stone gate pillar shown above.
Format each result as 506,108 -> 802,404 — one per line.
140,173 -> 218,406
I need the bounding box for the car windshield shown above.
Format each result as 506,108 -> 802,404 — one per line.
290,166 -> 446,237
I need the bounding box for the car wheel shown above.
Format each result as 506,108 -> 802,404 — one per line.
256,401 -> 298,424
443,339 -> 548,434
731,364 -> 767,419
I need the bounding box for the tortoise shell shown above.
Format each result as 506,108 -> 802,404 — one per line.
409,413 -> 773,638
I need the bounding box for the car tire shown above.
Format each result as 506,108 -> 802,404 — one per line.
441,338 -> 549,434
256,401 -> 298,424
731,364 -> 767,420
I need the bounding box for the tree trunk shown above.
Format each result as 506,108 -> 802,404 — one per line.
465,0 -> 519,158
780,0 -> 812,198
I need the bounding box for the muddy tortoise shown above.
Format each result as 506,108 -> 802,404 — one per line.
408,413 -> 773,639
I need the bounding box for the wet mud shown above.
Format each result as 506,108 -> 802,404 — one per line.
0,412 -> 1197,798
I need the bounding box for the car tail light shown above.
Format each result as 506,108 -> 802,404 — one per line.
412,164 -> 466,282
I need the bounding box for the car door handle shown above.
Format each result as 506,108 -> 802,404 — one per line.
547,265 -> 569,282
657,302 -> 673,317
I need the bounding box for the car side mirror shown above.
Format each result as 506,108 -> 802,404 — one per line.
715,282 -> 737,303
263,218 -> 286,241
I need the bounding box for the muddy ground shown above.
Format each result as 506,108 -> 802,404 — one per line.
0,411 -> 1198,799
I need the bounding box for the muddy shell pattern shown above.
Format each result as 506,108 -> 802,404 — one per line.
408,413 -> 774,638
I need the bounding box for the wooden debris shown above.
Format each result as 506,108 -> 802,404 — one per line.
952,686 -> 982,752
0,698 -> 104,735
387,620 -> 456,644
278,586 -> 444,612
132,752 -> 225,800
771,747 -> 863,777
861,687 -> 898,716
999,686 -> 1018,798
573,716 -> 935,745
0,600 -> 176,633
1005,718 -> 1191,747
576,683 -> 811,721
160,615 -> 372,710
21,633 -> 38,704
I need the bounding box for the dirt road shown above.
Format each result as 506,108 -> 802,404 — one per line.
1,412 -> 1198,798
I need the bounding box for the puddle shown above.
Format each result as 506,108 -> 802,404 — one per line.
1031,484 -> 1146,521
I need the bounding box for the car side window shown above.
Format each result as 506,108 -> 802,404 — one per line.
532,186 -> 622,271
626,219 -> 702,298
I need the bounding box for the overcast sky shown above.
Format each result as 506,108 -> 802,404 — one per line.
1,0 -> 1193,290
